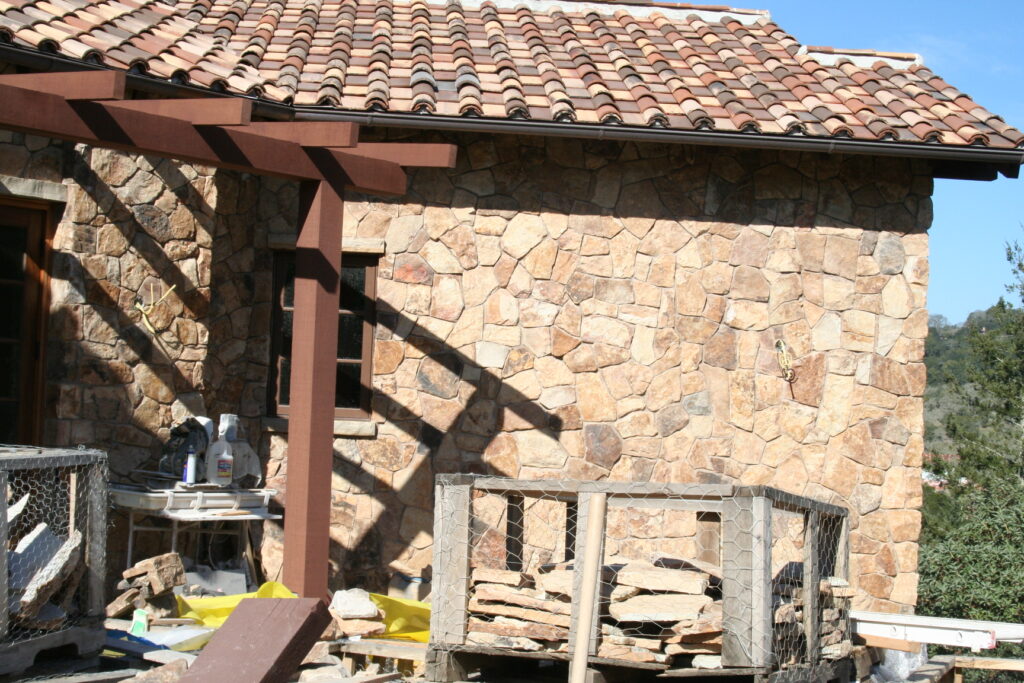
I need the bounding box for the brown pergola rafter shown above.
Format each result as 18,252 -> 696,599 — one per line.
0,67 -> 457,600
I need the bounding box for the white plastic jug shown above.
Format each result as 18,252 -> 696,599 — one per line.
204,425 -> 234,487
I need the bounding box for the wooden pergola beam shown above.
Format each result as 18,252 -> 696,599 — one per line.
0,82 -> 405,193
344,142 -> 458,169
244,121 -> 358,148
0,70 -> 126,100
0,68 -> 459,602
106,98 -> 253,125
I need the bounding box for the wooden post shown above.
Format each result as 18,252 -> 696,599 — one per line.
569,491 -> 607,683
803,510 -> 821,664
0,470 -> 8,639
282,178 -> 343,600
722,492 -> 773,668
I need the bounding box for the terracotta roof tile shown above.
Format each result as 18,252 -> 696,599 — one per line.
0,0 -> 1020,149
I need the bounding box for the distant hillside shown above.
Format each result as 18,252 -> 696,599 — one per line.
924,306 -> 1005,455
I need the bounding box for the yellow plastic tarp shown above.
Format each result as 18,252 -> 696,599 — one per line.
368,593 -> 430,643
175,581 -> 295,629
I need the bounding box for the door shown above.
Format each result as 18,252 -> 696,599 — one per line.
0,203 -> 46,443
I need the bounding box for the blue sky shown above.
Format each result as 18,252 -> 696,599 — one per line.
755,1 -> 1024,323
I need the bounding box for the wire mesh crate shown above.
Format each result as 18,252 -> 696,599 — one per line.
1,446 -> 108,675
427,475 -> 850,682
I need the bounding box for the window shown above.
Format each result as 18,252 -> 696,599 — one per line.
269,253 -> 376,420
0,203 -> 46,443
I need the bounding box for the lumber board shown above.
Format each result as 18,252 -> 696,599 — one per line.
430,481 -> 472,646
334,639 -> 425,661
803,510 -> 821,665
853,633 -> 923,653
179,598 -> 330,683
954,657 -> 1024,672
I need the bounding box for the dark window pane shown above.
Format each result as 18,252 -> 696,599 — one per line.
0,284 -> 22,338
0,343 -> 19,399
0,402 -> 17,442
0,225 -> 26,275
279,356 -> 291,407
281,258 -> 295,308
337,314 -> 363,360
340,265 -> 366,311
335,363 -> 361,409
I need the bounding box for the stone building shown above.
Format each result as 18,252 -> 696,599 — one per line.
0,0 -> 1020,612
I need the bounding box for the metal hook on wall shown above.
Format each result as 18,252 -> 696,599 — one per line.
775,339 -> 796,383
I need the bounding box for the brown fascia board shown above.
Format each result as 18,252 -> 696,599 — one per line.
0,41 -> 1019,181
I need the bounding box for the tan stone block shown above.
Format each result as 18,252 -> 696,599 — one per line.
552,249 -> 578,282
796,233 -> 825,271
518,299 -> 557,328
773,455 -> 809,495
696,328 -> 734,372
729,264 -> 770,301
889,510 -> 921,543
729,370 -> 755,431
811,312 -> 842,351
822,275 -> 855,310
448,305 -> 484,348
823,235 -> 860,279
459,267 -> 495,307
724,300 -> 769,331
577,373 -> 617,421
581,234 -> 610,255
676,316 -> 719,344
881,277 -> 912,318
484,323 -> 521,346
523,239 -> 557,279
611,231 -> 639,278
730,429 -> 764,465
648,253 -> 675,287
730,228 -> 770,267
507,264 -> 534,296
859,512 -> 889,542
890,572 -> 918,606
701,262 -> 733,295
777,402 -> 816,442
817,374 -> 854,436
582,315 -> 632,348
822,455 -> 859,499
676,240 -> 704,269
859,573 -> 894,600
501,213 -> 547,258
646,369 -> 681,411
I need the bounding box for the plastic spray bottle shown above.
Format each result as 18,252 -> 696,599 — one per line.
204,418 -> 234,486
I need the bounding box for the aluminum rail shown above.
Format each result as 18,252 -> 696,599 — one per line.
851,611 -> 1024,652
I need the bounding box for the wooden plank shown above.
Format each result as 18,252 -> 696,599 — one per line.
954,657 -> 1024,672
242,121 -> 357,147
429,481 -> 471,646
0,471 -> 8,639
506,494 -> 524,572
570,491 -> 607,682
750,495 -> 773,668
0,70 -> 125,100
335,639 -> 426,661
852,633 -> 922,653
107,98 -> 253,125
721,495 -> 752,667
86,461 -> 107,618
607,497 -> 723,513
343,142 -> 458,168
180,598 -> 330,683
803,510 -> 821,665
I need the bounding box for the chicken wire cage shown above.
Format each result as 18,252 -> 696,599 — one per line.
428,475 -> 850,682
0,446 -> 108,675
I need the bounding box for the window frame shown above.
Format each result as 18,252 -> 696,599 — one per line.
268,252 -> 377,421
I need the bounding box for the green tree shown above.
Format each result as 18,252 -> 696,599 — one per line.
919,240 -> 1024,681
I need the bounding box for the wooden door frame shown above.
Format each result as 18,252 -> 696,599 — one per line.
0,196 -> 58,444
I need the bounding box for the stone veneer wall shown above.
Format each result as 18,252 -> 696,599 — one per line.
267,133 -> 930,612
5,125 -> 929,612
